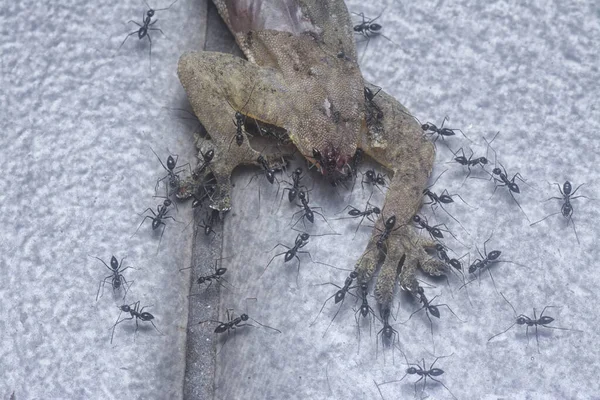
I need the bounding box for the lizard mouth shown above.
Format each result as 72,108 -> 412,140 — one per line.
312,144 -> 352,186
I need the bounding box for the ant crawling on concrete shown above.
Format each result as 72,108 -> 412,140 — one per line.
374,351 -> 457,400
90,255 -> 135,301
118,0 -> 178,70
281,167 -> 307,203
110,300 -> 162,344
401,285 -> 463,351
421,116 -> 470,143
261,232 -> 341,286
354,281 -> 379,347
352,11 -> 395,62
488,292 -> 582,353
530,181 -> 591,244
132,195 -> 176,251
376,306 -> 399,363
150,147 -> 189,197
459,233 -> 525,296
361,168 -> 387,192
310,271 -> 358,336
290,190 -> 335,232
198,298 -> 281,352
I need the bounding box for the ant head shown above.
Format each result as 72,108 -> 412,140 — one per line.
479,157 -> 489,165
353,25 -> 362,33
563,181 -> 572,195
119,305 -> 131,312
488,250 -> 501,260
539,316 -> 554,325
429,368 -> 445,377
166,155 -> 177,171
240,314 -> 249,321
312,148 -> 322,160
435,243 -> 444,251
110,256 -> 119,270
350,271 -> 359,279
373,206 -> 381,214
164,199 -> 172,207
216,267 -> 227,275
516,316 -> 528,325
197,276 -> 206,284
204,149 -> 215,162
421,123 -> 433,131
300,233 -> 310,241
370,23 -> 382,31
298,190 -> 306,200
412,215 -> 421,223
416,286 -> 425,295
360,281 -> 368,290
384,215 -> 397,229
364,87 -> 374,101
366,169 -> 375,179
294,167 -> 303,175
140,312 -> 154,321
147,9 -> 155,18
406,366 -> 418,374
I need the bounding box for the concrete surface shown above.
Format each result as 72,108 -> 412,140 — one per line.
1,1 -> 599,400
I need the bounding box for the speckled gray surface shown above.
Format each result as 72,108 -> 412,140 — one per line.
1,1 -> 600,400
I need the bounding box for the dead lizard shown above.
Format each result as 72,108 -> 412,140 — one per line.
176,0 -> 446,316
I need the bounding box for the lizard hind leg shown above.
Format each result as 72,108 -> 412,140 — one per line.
177,51 -> 290,211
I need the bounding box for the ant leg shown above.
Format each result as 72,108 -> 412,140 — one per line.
509,190 -> 531,223
428,376 -> 458,400
131,215 -> 157,238
110,313 -> 134,344
261,250 -> 289,278
529,211 -> 561,226
119,274 -> 134,299
96,275 -> 113,301
568,216 -> 580,245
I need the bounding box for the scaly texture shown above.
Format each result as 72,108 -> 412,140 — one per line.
177,0 -> 445,313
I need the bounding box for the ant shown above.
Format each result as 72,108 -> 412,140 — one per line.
431,243 -> 463,272
191,182 -> 216,209
261,232 -> 338,285
364,86 -> 384,121
198,209 -> 219,237
376,306 -> 399,362
150,148 -> 189,196
374,214 -> 401,251
118,0 -> 178,69
198,301 -> 281,351
375,352 -> 457,400
460,233 -> 523,294
335,193 -> 381,237
451,147 -> 489,181
530,181 -> 590,244
488,292 -> 582,353
354,281 -> 378,345
361,169 -> 387,192
90,255 -> 134,301
132,196 -> 176,249
352,11 -> 394,62
488,162 -> 530,222
290,190 -> 334,231
412,214 -> 460,243
226,82 -> 257,147
110,301 -> 162,344
310,271 -> 359,336
182,258 -> 232,293
191,148 -> 215,180
423,169 -> 473,232
401,286 -> 462,349
421,117 -> 469,143
281,167 -> 307,203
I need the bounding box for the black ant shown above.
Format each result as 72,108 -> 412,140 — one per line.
354,281 -> 378,344
376,306 -> 399,362
290,190 -> 334,231
310,271 -> 359,336
374,214 -> 401,251
198,209 -> 219,237
90,255 -> 134,301
118,0 -> 178,69
198,302 -> 281,351
412,214 -> 460,243
421,117 -> 469,142
281,167 -> 306,203
182,258 -> 232,293
361,169 -> 387,192
261,232 -> 338,285
488,163 -> 530,221
352,11 -> 394,62
431,244 -> 463,272
132,196 -> 176,249
364,86 -> 384,121
375,352 -> 457,400
423,170 -> 473,232
110,301 -> 162,344
401,286 -> 462,349
488,292 -> 582,353
451,147 -> 489,181
530,181 -> 590,244
335,194 -> 381,237
191,148 -> 215,180
459,233 -> 523,294
226,83 -> 257,147
191,182 -> 216,209
150,148 -> 189,196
